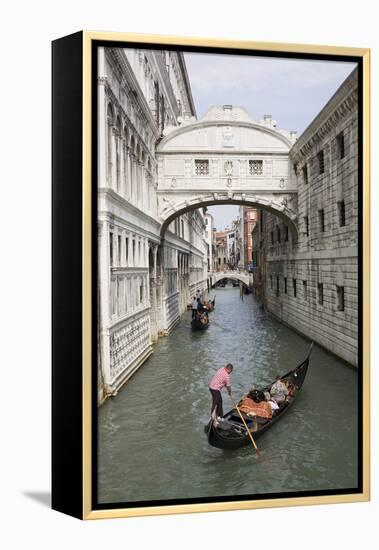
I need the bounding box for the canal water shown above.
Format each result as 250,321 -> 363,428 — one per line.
98,287 -> 359,504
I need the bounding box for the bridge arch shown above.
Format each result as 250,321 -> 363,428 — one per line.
212,271 -> 251,286
159,195 -> 298,238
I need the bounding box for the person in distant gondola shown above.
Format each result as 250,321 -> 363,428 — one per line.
191,296 -> 198,319
270,375 -> 289,404
209,364 -> 233,421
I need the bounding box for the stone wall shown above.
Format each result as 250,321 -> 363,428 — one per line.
253,68 -> 359,366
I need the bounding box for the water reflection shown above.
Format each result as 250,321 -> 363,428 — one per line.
98,288 -> 358,503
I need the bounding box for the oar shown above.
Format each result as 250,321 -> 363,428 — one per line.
229,396 -> 261,457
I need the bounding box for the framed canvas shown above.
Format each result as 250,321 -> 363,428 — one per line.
52,31 -> 370,520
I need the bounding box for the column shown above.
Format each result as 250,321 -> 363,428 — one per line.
128,233 -> 133,267
113,229 -> 119,267
121,230 -> 126,266
98,220 -> 112,389
98,51 -> 107,188
111,129 -> 117,190
119,137 -> 124,196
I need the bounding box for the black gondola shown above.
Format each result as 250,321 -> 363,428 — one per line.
206,343 -> 313,449
204,296 -> 216,312
191,311 -> 209,330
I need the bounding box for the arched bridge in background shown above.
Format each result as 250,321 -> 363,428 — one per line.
211,270 -> 252,287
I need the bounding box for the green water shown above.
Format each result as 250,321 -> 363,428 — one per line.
98,288 -> 359,504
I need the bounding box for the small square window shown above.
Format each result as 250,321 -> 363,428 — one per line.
249,160 -> 263,175
195,159 -> 209,176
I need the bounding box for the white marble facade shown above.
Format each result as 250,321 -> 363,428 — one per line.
97,47 -> 207,403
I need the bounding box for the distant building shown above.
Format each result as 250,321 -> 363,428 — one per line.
239,206 -> 258,269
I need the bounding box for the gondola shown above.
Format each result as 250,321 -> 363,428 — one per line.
191,311 -> 209,330
206,343 -> 313,449
204,296 -> 216,312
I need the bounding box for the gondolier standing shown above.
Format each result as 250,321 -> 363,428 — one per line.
209,364 -> 233,421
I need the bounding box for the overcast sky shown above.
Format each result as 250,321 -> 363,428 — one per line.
183,52 -> 356,231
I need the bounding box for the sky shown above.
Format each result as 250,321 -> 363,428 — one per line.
183,52 -> 356,231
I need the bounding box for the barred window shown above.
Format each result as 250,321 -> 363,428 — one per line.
319,209 -> 325,232
337,285 -> 345,311
249,160 -> 263,176
304,215 -> 309,237
337,132 -> 345,159
318,283 -> 324,305
338,200 -> 346,227
318,150 -> 325,175
302,164 -> 308,184
195,159 -> 209,176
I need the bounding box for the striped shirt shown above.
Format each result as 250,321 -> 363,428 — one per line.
209,367 -> 231,391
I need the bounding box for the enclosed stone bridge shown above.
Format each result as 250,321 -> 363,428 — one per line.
211,270 -> 251,287
156,105 -> 299,236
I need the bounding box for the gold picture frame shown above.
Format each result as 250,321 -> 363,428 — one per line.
52,31 -> 370,520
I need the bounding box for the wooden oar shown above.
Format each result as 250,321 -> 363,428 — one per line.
230,396 -> 261,457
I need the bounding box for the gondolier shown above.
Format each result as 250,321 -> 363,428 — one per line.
206,343 -> 313,449
209,364 -> 233,421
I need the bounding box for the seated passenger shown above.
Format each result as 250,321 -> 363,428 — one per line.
270,376 -> 289,405
247,387 -> 266,403
286,381 -> 297,399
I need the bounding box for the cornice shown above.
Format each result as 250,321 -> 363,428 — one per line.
290,68 -> 358,160
108,48 -> 160,138
157,120 -> 293,151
